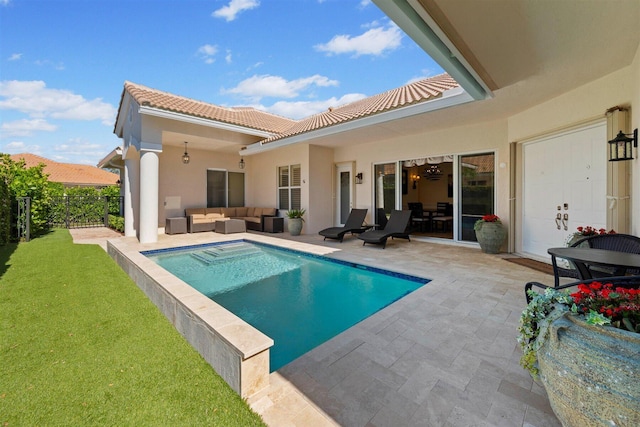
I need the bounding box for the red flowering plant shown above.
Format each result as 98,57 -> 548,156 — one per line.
518,280 -> 640,377
474,214 -> 501,231
565,225 -> 615,246
570,281 -> 640,332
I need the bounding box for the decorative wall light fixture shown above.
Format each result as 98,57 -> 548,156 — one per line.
608,129 -> 637,161
411,173 -> 421,189
182,141 -> 190,164
239,158 -> 245,169
423,164 -> 443,180
355,172 -> 363,184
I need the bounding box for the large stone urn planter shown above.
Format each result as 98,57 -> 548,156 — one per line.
537,312 -> 640,427
287,218 -> 303,236
474,222 -> 507,254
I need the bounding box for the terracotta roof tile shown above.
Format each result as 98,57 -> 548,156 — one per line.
262,73 -> 459,144
122,81 -> 296,134
9,153 -> 119,187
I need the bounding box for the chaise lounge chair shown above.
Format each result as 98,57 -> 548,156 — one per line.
358,210 -> 412,249
319,209 -> 368,242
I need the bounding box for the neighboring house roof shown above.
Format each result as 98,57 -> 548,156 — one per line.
9,153 -> 119,187
120,81 -> 297,134
260,73 -> 459,144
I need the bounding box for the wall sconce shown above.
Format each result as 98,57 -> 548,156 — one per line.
411,173 -> 421,189
608,129 -> 637,161
355,172 -> 363,184
182,141 -> 190,164
239,158 -> 245,169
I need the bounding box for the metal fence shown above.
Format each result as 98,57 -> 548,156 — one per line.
48,195 -> 123,228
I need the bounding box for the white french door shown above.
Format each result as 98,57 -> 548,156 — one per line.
522,122 -> 607,260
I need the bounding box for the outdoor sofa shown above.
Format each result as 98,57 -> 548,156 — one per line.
185,207 -> 278,233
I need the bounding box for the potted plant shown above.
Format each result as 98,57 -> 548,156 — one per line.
565,225 -> 616,247
286,208 -> 305,236
518,281 -> 640,426
473,214 -> 506,253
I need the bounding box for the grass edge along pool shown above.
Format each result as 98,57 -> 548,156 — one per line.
143,239 -> 430,371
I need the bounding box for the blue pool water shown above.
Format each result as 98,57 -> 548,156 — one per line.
144,240 -> 429,371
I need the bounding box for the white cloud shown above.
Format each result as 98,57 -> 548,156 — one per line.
0,80 -> 116,126
223,74 -> 339,101
225,50 -> 232,64
212,0 -> 259,22
1,118 -> 57,137
34,59 -> 65,70
2,141 -> 43,155
314,22 -> 402,57
8,53 -> 22,61
1,0 -> 11,6
359,0 -> 372,8
253,93 -> 367,120
197,44 -> 218,64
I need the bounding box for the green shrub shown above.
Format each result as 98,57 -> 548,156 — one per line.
108,214 -> 124,232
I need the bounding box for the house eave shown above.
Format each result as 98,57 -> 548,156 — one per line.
241,87 -> 473,155
138,105 -> 276,139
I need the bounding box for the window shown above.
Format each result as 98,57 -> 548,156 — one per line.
278,164 -> 301,210
207,170 -> 245,207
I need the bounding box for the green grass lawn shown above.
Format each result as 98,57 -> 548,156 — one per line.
0,229 -> 266,426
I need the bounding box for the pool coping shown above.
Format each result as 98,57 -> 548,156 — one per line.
107,232 -> 353,400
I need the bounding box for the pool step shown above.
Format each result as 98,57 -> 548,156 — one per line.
191,245 -> 262,264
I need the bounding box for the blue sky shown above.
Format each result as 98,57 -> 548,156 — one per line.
0,0 -> 442,166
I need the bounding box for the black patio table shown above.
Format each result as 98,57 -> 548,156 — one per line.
547,247 -> 640,286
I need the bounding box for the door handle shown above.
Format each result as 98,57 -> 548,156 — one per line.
555,213 -> 562,230
562,213 -> 569,231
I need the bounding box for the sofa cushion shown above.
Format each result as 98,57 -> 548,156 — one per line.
205,207 -> 223,215
221,207 -> 236,217
243,217 -> 261,224
245,207 -> 255,217
235,207 -> 248,217
262,207 -> 276,216
185,208 -> 205,216
190,213 -> 206,219
205,213 -> 224,220
253,207 -> 263,217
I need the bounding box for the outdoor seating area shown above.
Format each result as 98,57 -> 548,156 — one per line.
185,207 -> 278,233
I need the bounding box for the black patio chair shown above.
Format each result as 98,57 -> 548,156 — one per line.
358,210 -> 411,249
318,208 -> 368,242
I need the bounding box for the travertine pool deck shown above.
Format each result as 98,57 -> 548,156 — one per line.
72,228 -> 561,427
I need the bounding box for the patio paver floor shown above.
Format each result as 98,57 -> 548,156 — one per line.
73,228 -> 561,427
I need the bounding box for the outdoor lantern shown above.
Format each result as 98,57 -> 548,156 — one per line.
182,141 -> 190,164
355,172 -> 363,184
239,158 -> 245,169
608,129 -> 637,161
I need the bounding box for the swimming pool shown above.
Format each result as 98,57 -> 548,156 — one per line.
144,240 -> 429,371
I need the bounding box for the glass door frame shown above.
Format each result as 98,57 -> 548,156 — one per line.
335,162 -> 353,226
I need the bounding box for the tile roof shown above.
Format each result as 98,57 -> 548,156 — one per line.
121,81 -> 296,134
260,73 -> 459,144
9,153 -> 120,187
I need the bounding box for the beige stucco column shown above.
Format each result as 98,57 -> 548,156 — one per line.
123,157 -> 138,238
139,148 -> 159,243
606,107 -> 631,233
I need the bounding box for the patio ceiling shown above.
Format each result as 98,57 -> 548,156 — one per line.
262,0 -> 640,149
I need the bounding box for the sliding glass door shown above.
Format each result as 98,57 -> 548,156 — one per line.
374,163 -> 396,223
458,153 -> 495,242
